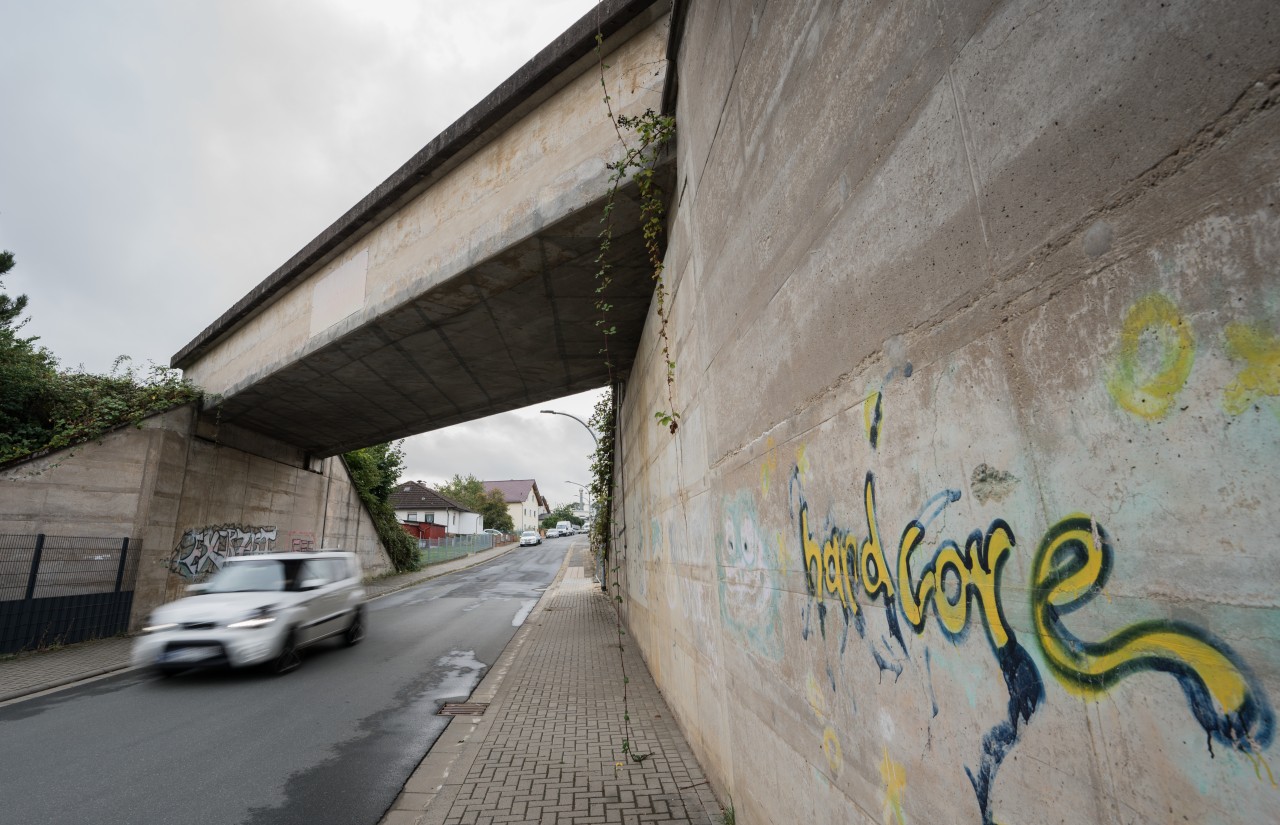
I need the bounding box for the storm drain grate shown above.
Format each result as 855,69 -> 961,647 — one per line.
438,702 -> 488,717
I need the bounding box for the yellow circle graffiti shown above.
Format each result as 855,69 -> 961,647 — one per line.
1106,293 -> 1195,419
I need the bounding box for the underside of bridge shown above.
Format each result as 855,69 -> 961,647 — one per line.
172,0 -> 673,457
190,187 -> 661,458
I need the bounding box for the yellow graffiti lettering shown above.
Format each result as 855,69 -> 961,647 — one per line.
897,519 -> 1015,649
801,505 -> 860,613
880,747 -> 907,825
1106,293 -> 1195,419
970,525 -> 1014,650
933,545 -> 971,635
864,390 -> 884,447
860,475 -> 894,600
800,506 -> 824,593
1031,517 -> 1263,745
897,521 -> 931,630
1223,321 -> 1280,415
823,727 -> 843,775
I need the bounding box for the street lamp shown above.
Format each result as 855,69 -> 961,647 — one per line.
539,409 -> 598,447
565,480 -> 591,516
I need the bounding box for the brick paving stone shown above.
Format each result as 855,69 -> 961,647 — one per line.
428,545 -> 721,825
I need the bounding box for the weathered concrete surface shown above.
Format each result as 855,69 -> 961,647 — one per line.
174,0 -> 673,457
615,1 -> 1280,823
0,405 -> 392,628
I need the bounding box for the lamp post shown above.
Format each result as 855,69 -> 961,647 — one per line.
565,480 -> 591,524
539,409 -> 599,447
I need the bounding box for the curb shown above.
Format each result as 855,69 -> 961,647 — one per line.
0,662 -> 134,705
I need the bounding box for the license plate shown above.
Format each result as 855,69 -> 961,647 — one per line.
165,647 -> 215,663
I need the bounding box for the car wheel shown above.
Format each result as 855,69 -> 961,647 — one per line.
344,606 -> 365,646
270,630 -> 302,675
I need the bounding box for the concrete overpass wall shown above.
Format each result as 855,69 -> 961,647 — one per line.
616,1 -> 1280,823
181,12 -> 671,407
0,405 -> 393,630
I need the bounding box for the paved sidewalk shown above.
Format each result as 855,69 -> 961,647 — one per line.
382,543 -> 723,825
0,542 -> 520,704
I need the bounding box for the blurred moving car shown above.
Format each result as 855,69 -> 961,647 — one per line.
520,530 -> 542,546
132,551 -> 366,676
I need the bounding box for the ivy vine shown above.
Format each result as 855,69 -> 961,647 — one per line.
593,34 -> 679,434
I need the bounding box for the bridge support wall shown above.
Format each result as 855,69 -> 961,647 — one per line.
0,404 -> 393,631
615,2 -> 1280,823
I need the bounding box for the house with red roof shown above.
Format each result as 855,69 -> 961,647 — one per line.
389,481 -> 483,535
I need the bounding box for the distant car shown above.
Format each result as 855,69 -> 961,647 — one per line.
520,530 -> 542,546
131,551 -> 366,676
483,529 -> 504,536
546,528 -> 562,538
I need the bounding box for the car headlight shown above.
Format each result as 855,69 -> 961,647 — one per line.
143,622 -> 177,634
228,606 -> 278,629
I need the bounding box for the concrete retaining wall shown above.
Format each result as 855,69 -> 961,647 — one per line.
0,404 -> 393,629
615,1 -> 1280,822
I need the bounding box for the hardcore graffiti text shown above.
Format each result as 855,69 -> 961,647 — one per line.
792,465 -> 1272,823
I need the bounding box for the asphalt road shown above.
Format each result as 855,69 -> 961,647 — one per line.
0,542 -> 568,825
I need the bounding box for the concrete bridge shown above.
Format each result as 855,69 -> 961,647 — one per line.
7,1 -> 1280,823
172,1 -> 672,456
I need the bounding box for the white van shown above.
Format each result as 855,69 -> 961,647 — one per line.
555,521 -> 573,536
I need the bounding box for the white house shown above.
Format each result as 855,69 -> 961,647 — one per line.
483,479 -> 548,532
389,481 -> 483,534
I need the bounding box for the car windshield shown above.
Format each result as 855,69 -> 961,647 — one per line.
206,559 -> 295,593
522,532 -> 537,537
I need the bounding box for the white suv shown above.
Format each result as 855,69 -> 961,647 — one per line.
132,550 -> 366,676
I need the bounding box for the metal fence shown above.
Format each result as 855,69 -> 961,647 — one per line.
0,534 -> 140,654
416,533 -> 500,567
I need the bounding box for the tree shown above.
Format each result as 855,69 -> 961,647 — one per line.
540,503 -> 583,530
0,251 -> 203,465
344,441 -> 418,572
437,474 -> 515,533
0,250 -> 58,458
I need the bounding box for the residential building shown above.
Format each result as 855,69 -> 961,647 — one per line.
390,481 -> 483,534
484,479 -> 548,532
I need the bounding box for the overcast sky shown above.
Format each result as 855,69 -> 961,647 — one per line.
0,0 -> 605,510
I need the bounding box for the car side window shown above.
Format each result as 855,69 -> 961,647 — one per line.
296,559 -> 330,588
323,558 -> 349,582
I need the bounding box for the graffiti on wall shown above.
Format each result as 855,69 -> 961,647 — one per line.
789,449 -> 1274,822
1030,517 -> 1274,754
170,524 -> 279,579
792,467 -> 1044,823
1223,321 -> 1280,418
1108,292 -> 1280,421
717,492 -> 784,661
1106,293 -> 1196,419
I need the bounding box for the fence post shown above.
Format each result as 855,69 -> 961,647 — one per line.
24,534 -> 45,601
114,537 -> 130,593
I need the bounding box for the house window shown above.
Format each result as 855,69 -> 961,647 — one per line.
407,513 -> 418,522
425,514 -> 434,523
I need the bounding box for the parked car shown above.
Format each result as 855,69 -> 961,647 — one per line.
483,529 -> 504,536
546,528 -> 562,538
131,551 -> 366,676
520,530 -> 542,546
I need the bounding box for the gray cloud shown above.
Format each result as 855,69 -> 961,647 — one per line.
0,0 -> 610,507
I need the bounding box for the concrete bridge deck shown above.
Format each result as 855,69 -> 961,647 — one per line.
173,0 -> 673,456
